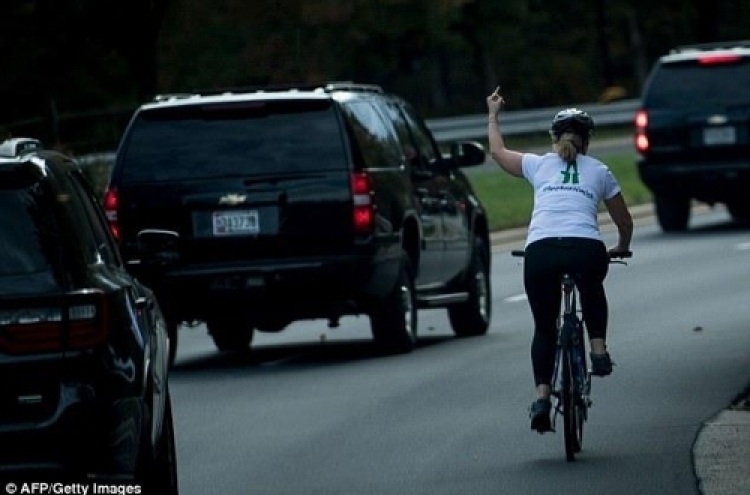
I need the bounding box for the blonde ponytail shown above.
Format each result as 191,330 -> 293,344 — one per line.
555,132 -> 583,163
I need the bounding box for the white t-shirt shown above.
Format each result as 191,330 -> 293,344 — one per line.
521,152 -> 621,246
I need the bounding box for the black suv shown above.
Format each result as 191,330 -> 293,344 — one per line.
635,40 -> 750,231
0,139 -> 177,489
105,82 -> 492,363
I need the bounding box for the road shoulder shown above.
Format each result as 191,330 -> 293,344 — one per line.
693,384 -> 750,495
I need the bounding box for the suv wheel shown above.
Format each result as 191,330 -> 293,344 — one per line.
137,388 -> 178,494
448,237 -> 491,337
655,195 -> 690,232
166,321 -> 178,368
207,319 -> 254,352
370,251 -> 417,354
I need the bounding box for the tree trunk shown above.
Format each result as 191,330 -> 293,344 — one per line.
628,10 -> 649,89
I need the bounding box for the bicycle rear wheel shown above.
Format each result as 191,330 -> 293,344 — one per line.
573,333 -> 589,453
561,346 -> 582,461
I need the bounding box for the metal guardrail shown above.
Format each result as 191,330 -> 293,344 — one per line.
425,98 -> 640,142
76,98 -> 641,165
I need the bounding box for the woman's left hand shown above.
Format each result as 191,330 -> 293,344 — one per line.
486,86 -> 505,117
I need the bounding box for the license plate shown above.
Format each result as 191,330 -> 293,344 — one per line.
212,210 -> 259,236
703,126 -> 736,146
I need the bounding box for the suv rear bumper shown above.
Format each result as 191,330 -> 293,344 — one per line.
143,253 -> 402,323
637,158 -> 750,203
0,384 -> 142,479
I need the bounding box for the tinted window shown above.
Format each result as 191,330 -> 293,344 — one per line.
399,104 -> 439,162
69,172 -> 121,266
375,100 -> 417,163
645,59 -> 750,107
51,169 -> 104,267
343,101 -> 402,169
0,184 -> 62,294
120,99 -> 348,182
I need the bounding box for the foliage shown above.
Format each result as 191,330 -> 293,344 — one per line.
2,0 -> 749,153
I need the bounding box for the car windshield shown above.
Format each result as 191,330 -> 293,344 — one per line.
645,59 -> 750,107
0,185 -> 63,295
119,99 -> 349,182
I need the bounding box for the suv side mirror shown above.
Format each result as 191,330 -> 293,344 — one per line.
450,141 -> 487,168
137,229 -> 181,268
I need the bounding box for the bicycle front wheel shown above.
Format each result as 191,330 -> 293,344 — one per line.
561,346 -> 582,461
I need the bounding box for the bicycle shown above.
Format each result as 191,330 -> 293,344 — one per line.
511,249 -> 631,461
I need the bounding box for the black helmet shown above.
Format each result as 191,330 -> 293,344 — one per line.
549,108 -> 595,139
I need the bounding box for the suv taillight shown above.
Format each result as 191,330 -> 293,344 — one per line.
634,109 -> 649,154
0,291 -> 109,354
103,187 -> 120,240
351,172 -> 375,234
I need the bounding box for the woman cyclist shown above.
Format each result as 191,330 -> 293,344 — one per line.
486,87 -> 634,433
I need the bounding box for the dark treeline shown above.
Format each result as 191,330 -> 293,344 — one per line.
1,0 -> 749,153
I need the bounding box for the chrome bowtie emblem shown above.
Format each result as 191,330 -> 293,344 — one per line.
707,114 -> 728,125
219,193 -> 247,205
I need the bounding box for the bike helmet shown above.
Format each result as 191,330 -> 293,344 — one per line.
549,108 -> 595,139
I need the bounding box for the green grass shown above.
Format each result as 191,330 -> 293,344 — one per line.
468,152 -> 651,232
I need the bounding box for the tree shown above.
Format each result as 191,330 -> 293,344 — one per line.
82,0 -> 172,100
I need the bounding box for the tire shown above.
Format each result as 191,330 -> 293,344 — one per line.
655,195 -> 690,232
166,320 -> 178,368
207,319 -> 254,352
138,389 -> 179,494
370,251 -> 417,354
448,237 -> 491,337
562,347 -> 582,462
574,338 -> 587,452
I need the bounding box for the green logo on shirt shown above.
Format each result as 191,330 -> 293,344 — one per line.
561,162 -> 579,184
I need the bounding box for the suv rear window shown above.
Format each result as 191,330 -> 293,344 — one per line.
119,99 -> 349,182
0,186 -> 61,294
645,58 -> 750,107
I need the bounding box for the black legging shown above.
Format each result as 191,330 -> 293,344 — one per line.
524,237 -> 610,387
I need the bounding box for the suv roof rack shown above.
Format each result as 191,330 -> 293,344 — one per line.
153,93 -> 199,103
321,81 -> 384,94
670,39 -> 750,54
195,83 -> 325,96
151,81 -> 384,103
151,84 -> 320,102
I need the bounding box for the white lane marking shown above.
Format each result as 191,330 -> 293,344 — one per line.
735,242 -> 750,251
504,293 -> 528,303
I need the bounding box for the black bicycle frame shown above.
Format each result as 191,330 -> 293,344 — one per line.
551,275 -> 590,421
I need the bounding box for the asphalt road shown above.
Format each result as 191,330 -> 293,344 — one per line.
168,206 -> 750,495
